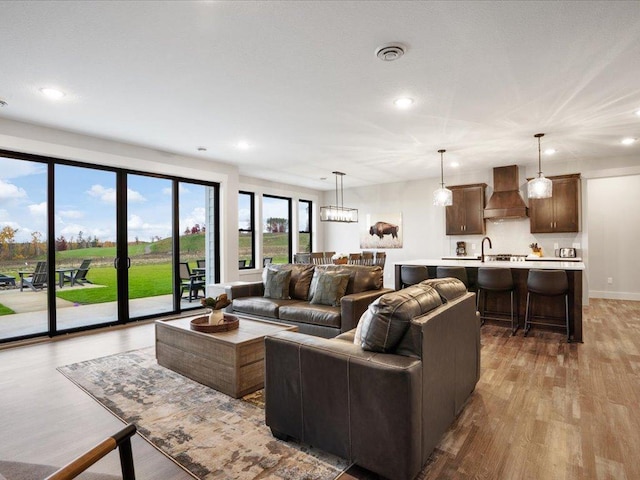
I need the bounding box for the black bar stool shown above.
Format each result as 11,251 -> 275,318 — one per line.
436,266 -> 468,288
524,269 -> 570,342
400,265 -> 429,288
477,267 -> 517,334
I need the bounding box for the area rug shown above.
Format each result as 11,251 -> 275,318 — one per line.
57,348 -> 349,480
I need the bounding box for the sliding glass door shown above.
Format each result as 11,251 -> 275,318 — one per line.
127,174 -> 174,318
0,156 -> 49,340
54,164 -> 119,331
0,149 -> 220,344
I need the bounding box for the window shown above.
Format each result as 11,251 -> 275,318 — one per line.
262,195 -> 291,265
238,191 -> 254,269
298,200 -> 312,253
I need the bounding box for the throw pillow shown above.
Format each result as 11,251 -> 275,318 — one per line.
263,268 -> 292,299
310,272 -> 350,307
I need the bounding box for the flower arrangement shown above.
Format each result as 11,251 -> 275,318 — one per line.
331,252 -> 349,264
200,294 -> 231,310
529,242 -> 543,257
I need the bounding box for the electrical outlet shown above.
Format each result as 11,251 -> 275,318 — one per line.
607,277 -> 613,285
553,243 -> 559,250
572,243 -> 581,249
471,244 -> 476,250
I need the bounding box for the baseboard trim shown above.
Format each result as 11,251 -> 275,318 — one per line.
589,291 -> 640,301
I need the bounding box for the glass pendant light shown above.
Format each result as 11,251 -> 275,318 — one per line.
433,149 -> 453,206
527,133 -> 553,199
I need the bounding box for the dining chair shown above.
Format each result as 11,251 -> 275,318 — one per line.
348,253 -> 362,265
310,252 -> 325,265
361,251 -> 374,266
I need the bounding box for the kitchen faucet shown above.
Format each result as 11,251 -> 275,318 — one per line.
481,236 -> 492,263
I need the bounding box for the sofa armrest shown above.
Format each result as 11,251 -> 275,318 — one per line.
340,288 -> 393,332
264,331 -> 422,480
225,281 -> 264,300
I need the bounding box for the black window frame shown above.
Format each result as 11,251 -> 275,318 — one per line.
298,199 -> 313,253
262,194 -> 293,265
238,191 -> 255,269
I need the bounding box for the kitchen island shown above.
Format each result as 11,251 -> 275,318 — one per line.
394,258 -> 585,342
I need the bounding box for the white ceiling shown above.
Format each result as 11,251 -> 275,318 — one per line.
1,1 -> 639,190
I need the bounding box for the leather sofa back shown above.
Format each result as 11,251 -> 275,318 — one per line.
314,264 -> 384,294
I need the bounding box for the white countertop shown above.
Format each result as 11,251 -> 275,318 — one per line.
395,258 -> 585,270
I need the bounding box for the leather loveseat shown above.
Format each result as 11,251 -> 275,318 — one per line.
225,263 -> 392,338
264,278 -> 481,480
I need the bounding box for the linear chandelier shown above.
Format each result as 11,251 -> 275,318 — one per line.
527,133 -> 553,199
320,171 -> 358,223
433,149 -> 453,206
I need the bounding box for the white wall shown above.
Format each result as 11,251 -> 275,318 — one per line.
587,175 -> 640,300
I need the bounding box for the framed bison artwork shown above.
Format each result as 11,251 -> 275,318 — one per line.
360,212 -> 403,249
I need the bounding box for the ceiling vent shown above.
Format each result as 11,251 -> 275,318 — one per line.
376,43 -> 406,61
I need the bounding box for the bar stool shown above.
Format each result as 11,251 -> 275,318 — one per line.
400,265 -> 429,288
436,266 -> 468,288
477,267 -> 517,334
524,269 -> 570,342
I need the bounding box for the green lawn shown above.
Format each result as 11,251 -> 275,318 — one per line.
0,304 -> 15,315
56,263 -> 173,304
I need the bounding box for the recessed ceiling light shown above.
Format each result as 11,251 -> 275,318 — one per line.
634,109 -> 640,117
39,87 -> 65,100
621,137 -> 636,145
393,97 -> 414,109
450,161 -> 460,168
544,148 -> 557,155
236,141 -> 250,150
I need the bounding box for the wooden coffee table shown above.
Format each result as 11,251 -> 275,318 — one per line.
155,315 -> 297,398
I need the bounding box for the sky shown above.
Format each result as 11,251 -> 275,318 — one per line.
0,156 -> 208,244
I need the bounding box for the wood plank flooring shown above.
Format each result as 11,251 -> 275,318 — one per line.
1,299 -> 638,480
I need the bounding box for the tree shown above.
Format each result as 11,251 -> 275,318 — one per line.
30,231 -> 43,256
56,235 -> 68,251
265,217 -> 288,233
0,226 -> 18,260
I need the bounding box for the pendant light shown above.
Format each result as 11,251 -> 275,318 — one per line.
527,133 -> 553,199
320,171 -> 358,223
433,149 -> 453,206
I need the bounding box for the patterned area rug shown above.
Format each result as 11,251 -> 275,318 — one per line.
58,348 -> 349,480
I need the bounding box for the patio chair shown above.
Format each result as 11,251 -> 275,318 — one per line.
179,262 -> 205,302
20,261 -> 48,292
63,259 -> 92,286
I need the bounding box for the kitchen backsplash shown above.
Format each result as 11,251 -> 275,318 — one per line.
447,217 -> 583,257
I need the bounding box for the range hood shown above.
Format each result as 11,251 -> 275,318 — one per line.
483,165 -> 529,219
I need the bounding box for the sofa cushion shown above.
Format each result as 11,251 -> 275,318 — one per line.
357,284 -> 443,352
264,268 -> 292,299
279,303 -> 342,328
262,263 -> 315,300
421,278 -> 467,302
232,297 -> 299,319
312,265 -> 383,295
310,271 -> 350,307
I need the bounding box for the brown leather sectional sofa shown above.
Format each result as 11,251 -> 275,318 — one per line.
225,263 -> 392,338
264,278 -> 481,480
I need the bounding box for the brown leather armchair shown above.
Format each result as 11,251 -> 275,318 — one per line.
264,279 -> 481,480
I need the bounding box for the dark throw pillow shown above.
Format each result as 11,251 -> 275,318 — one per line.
310,272 -> 350,307
263,268 -> 292,299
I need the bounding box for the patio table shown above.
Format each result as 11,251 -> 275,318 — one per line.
0,274 -> 16,287
55,267 -> 77,288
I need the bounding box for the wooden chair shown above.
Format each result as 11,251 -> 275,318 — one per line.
374,252 -> 386,268
348,253 -> 362,265
323,251 -> 335,264
179,262 -> 205,302
310,252 -> 325,265
197,259 -> 206,268
361,251 -> 374,266
20,261 -> 48,292
294,253 -> 311,264
63,259 -> 92,286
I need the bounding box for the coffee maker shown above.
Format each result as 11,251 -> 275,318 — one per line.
456,241 -> 467,256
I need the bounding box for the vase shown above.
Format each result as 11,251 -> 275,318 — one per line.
333,258 -> 348,265
208,309 -> 224,325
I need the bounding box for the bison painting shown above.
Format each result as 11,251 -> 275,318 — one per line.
369,221 -> 399,240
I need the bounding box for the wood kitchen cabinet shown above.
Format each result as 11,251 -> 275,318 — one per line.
529,174 -> 581,233
446,183 -> 487,235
